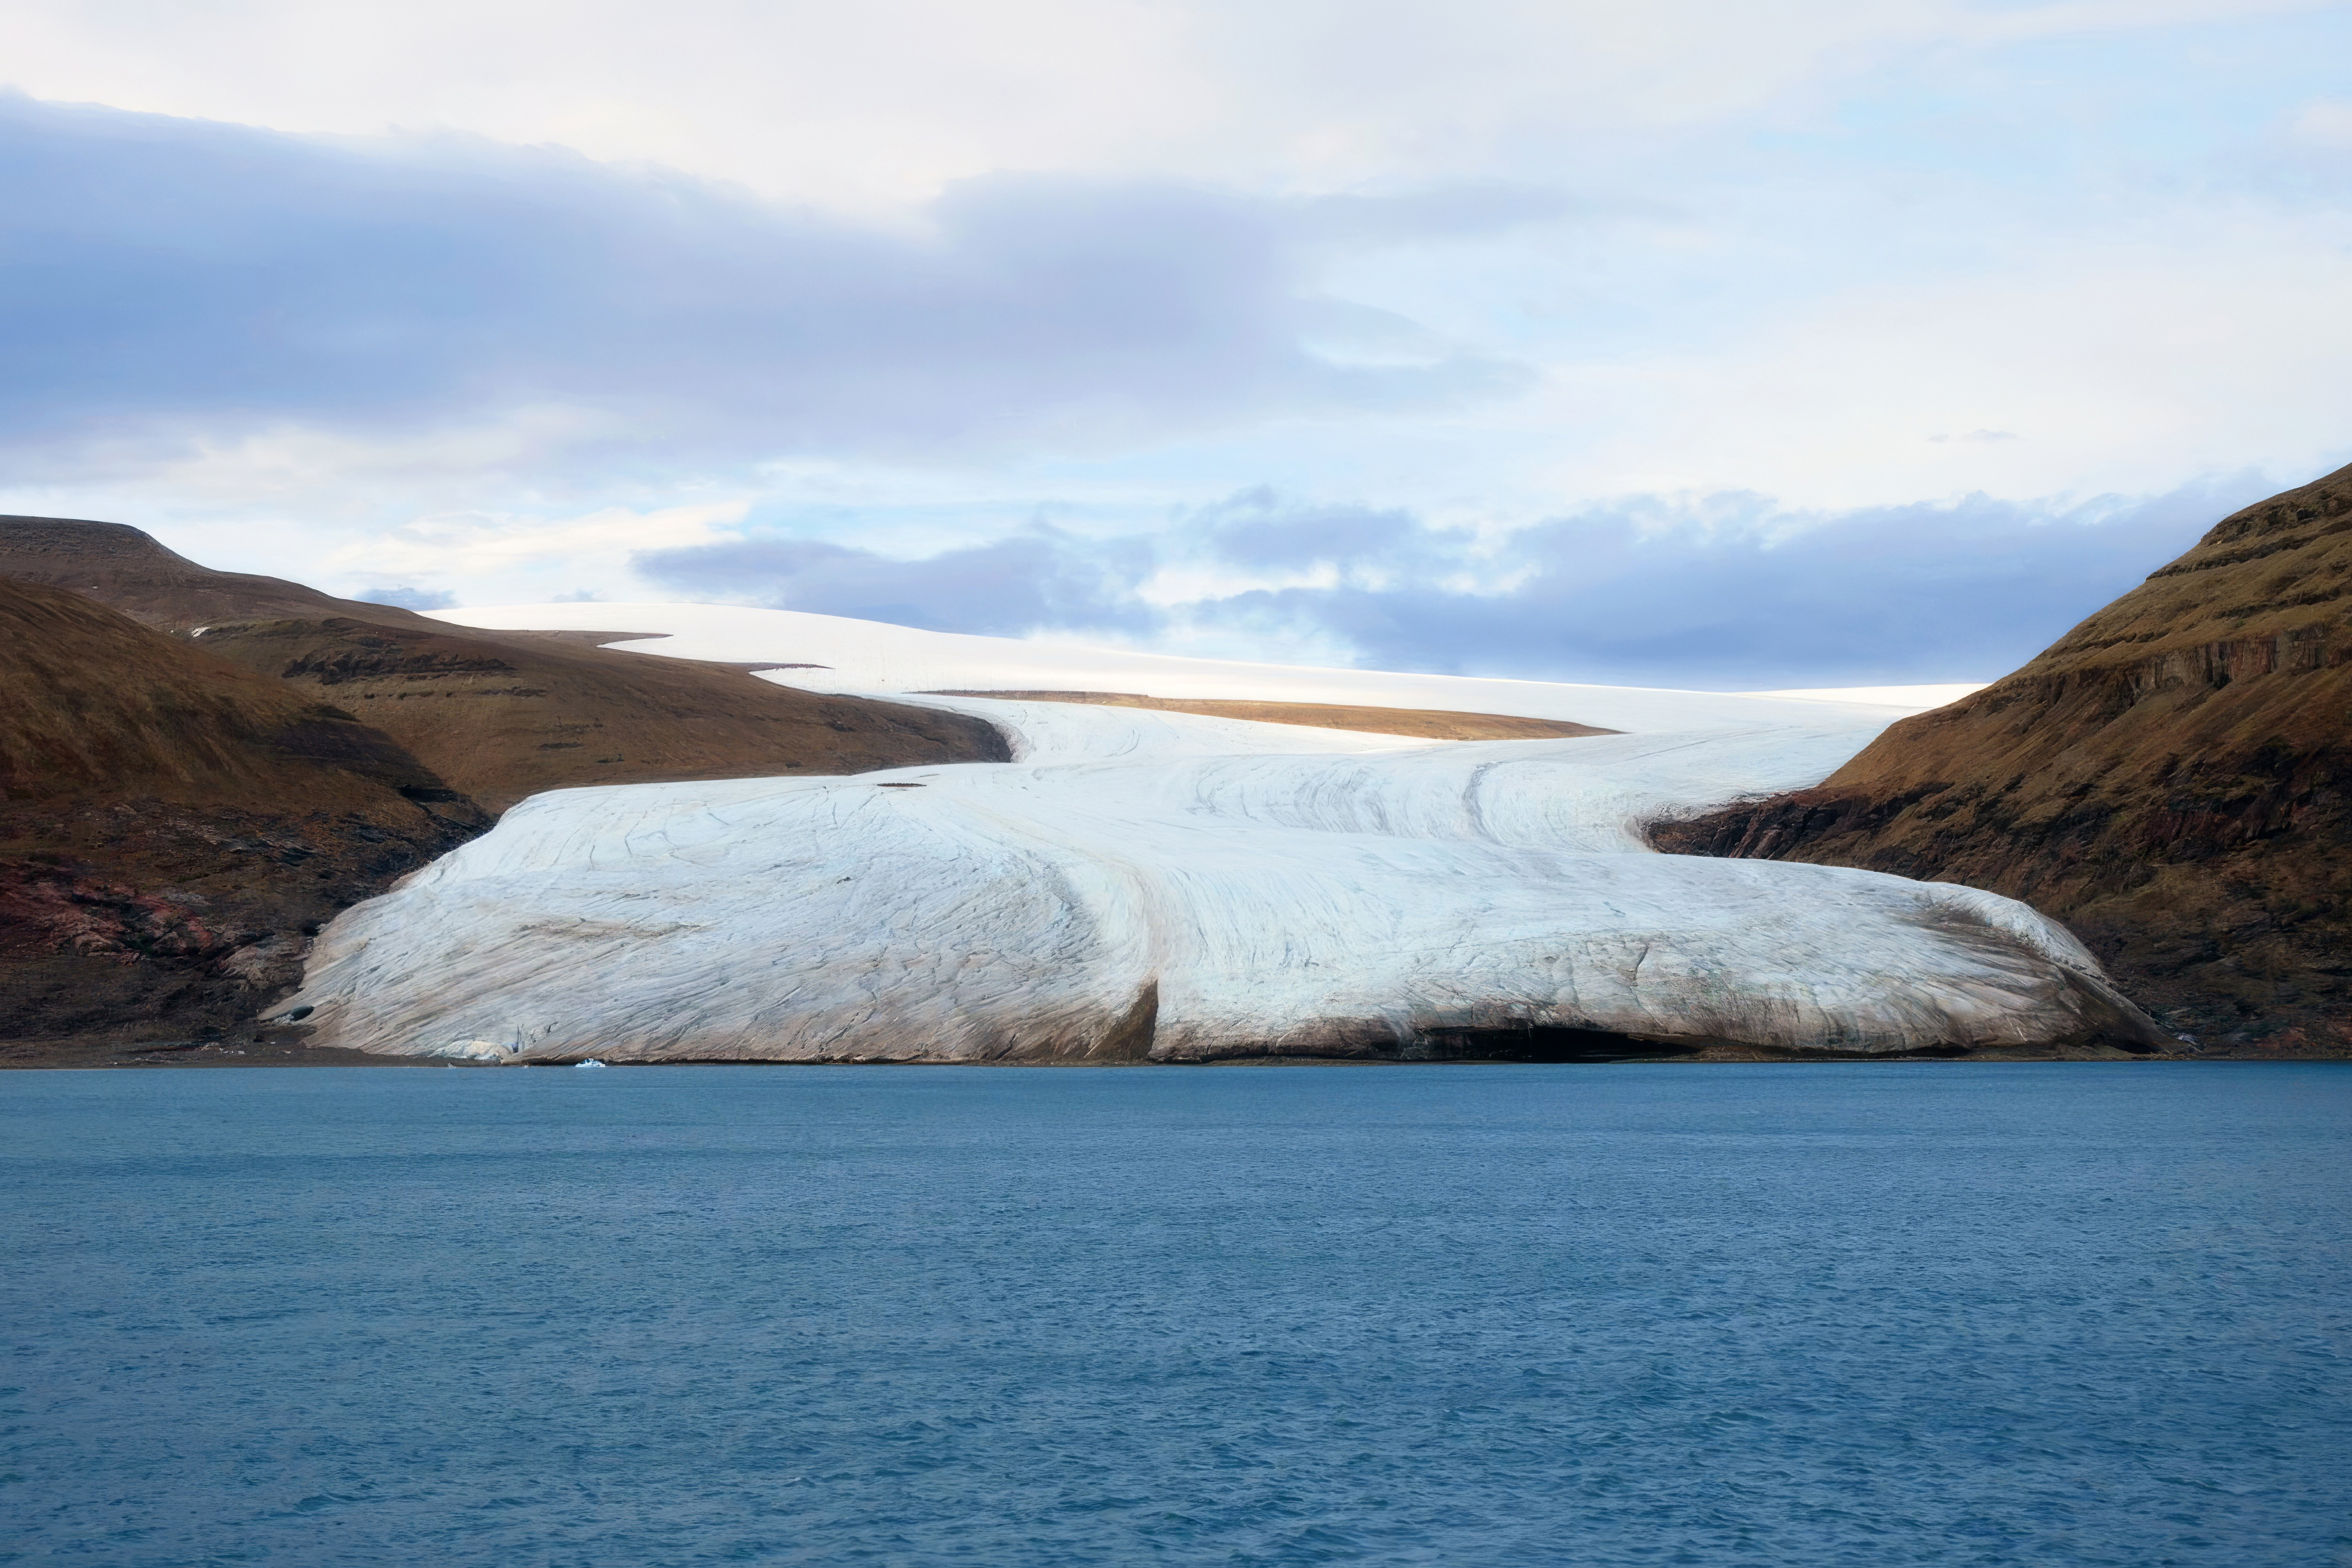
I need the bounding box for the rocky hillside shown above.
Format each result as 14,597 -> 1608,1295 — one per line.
0,517 -> 1009,812
1655,462 -> 2352,1056
2,516 -> 1012,1058
0,577 -> 489,1055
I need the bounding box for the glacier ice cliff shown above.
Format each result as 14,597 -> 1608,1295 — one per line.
280,629 -> 2164,1060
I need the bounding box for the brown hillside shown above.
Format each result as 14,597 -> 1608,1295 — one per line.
0,518 -> 1010,812
927,690 -> 1615,740
0,578 -> 489,1052
195,617 -> 1009,812
0,514 -> 450,630
1654,461 -> 2352,1056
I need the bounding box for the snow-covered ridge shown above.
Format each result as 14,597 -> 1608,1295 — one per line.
425,602 -> 1980,733
284,605 -> 2150,1062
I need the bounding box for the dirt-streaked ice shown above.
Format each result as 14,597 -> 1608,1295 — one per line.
283,608 -> 2157,1061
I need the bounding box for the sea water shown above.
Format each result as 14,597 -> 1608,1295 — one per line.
3,1063 -> 2346,1566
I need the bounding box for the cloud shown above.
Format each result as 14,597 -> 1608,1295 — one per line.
634,531 -> 1158,637
355,585 -> 456,610
634,471 -> 2277,686
1281,184 -> 1593,246
2,10 -> 2342,670
310,501 -> 742,609
0,93 -> 1526,478
2289,98 -> 2352,148
1184,476 -> 2271,687
4,0 -> 2318,209
1197,487 -> 1431,572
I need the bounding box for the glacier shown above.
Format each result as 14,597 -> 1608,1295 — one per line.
278,606 -> 2163,1062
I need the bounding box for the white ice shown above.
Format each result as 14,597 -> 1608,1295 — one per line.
289,608 -> 2154,1063
424,602 -> 1979,731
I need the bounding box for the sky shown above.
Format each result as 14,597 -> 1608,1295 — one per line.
2,0 -> 2347,687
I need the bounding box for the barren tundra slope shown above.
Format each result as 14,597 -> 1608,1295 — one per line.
0,577 -> 487,1054
0,518 -> 1010,812
187,616 -> 1009,813
1656,462 -> 2352,1055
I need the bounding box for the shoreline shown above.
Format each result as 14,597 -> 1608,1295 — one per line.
5,1039 -> 2322,1069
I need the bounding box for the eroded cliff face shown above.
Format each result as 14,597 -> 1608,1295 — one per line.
1655,462 -> 2352,1055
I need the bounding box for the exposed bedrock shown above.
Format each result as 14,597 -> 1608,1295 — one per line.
284,724 -> 2167,1062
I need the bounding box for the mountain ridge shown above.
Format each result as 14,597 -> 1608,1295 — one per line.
0,575 -> 489,1055
0,517 -> 1010,1058
0,517 -> 1010,813
1654,460 -> 2352,1056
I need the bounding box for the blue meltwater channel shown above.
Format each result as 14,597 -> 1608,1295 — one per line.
3,1063 -> 2348,1565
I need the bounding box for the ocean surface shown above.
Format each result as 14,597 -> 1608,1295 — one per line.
3,1064 -> 2347,1566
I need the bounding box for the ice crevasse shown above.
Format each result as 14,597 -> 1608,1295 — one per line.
281,605 -> 2167,1062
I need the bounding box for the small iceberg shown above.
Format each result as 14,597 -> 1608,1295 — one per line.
574,1059 -> 609,1070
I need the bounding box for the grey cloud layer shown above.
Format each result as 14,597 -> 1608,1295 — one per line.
1204,482 -> 2255,687
639,476 -> 2265,687
636,533 -> 1158,638
0,94 -> 1523,467
2,91 -> 2296,687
